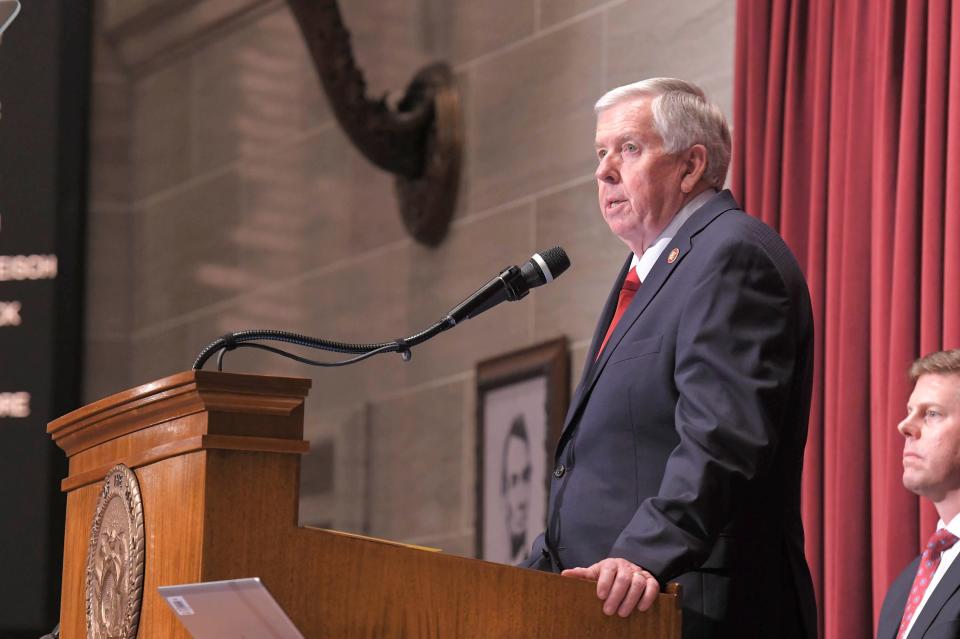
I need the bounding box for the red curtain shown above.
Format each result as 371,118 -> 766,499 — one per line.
733,0 -> 960,636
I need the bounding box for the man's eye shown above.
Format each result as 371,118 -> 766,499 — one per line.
624,143 -> 638,152
597,149 -> 607,159
926,409 -> 941,419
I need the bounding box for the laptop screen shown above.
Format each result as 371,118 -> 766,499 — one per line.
159,577 -> 304,639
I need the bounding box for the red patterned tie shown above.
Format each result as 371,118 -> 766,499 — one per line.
596,268 -> 641,360
897,528 -> 960,638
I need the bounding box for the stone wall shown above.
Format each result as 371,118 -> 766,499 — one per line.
84,0 -> 734,558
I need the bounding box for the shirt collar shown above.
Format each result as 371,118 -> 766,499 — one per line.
630,188 -> 717,282
940,513 -> 960,538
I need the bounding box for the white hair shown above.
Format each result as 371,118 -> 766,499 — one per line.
594,78 -> 731,189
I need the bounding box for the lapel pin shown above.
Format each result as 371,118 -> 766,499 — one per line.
667,247 -> 680,264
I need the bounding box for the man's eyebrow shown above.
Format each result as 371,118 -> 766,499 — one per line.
595,132 -> 640,147
908,401 -> 945,411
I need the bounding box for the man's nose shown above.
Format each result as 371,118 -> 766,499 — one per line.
595,156 -> 619,183
897,413 -> 919,438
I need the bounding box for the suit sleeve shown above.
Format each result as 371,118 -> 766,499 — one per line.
522,532 -> 551,570
608,235 -> 804,580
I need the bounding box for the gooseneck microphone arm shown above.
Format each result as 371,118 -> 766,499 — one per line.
191,318 -> 454,371
192,246 -> 570,371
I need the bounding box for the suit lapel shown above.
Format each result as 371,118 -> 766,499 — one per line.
908,554 -> 960,637
878,558 -> 919,639
557,190 -> 738,444
567,257 -> 631,406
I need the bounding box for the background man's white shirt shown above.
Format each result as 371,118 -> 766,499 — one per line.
902,513 -> 960,637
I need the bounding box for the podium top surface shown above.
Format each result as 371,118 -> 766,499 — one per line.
48,370 -> 312,456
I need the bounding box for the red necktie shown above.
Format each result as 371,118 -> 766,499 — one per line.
897,528 -> 960,638
596,268 -> 641,360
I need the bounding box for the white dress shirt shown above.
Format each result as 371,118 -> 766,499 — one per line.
902,512 -> 960,637
630,189 -> 717,282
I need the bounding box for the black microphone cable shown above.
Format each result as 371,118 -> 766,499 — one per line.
194,319 -> 452,371
192,246 -> 570,371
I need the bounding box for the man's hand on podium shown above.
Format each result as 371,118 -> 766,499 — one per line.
561,557 -> 660,618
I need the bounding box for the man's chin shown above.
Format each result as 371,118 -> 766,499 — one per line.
602,219 -> 639,245
902,473 -> 923,494
902,474 -> 943,501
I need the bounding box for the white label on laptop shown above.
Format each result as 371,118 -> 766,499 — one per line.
166,595 -> 195,616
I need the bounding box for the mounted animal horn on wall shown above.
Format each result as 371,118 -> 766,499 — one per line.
287,0 -> 463,246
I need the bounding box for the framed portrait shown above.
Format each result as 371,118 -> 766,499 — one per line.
476,337 -> 569,564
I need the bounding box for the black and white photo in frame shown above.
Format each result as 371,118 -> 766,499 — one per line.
476,338 -> 568,565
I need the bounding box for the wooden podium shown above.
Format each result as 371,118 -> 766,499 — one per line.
48,371 -> 681,638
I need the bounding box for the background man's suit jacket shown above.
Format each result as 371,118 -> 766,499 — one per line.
877,555 -> 960,638
527,191 -> 818,639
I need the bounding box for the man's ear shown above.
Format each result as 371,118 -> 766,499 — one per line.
680,144 -> 708,193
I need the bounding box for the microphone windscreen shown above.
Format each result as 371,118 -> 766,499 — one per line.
538,246 -> 570,279
524,246 -> 570,287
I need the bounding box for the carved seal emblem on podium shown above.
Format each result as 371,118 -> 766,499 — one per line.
85,464 -> 145,639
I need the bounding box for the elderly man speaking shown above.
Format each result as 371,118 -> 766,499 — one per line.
524,78 -> 818,638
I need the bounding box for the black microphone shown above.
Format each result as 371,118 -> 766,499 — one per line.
445,247 -> 571,325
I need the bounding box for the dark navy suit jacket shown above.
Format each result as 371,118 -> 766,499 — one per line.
877,554 -> 960,638
526,191 -> 817,639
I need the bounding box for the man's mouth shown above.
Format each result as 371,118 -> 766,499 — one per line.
606,199 -> 627,210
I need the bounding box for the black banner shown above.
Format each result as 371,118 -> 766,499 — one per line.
0,1 -> 89,634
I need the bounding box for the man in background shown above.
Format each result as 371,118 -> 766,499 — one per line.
525,78 -> 817,638
877,349 -> 960,638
